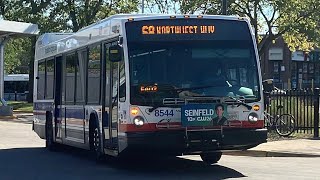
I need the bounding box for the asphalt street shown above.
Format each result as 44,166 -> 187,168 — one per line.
0,119 -> 319,180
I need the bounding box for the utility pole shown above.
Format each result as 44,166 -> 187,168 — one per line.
142,0 -> 145,13
222,0 -> 227,15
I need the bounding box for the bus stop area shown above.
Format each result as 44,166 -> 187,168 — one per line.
0,20 -> 38,116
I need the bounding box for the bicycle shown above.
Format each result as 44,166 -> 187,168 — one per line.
263,105 -> 295,137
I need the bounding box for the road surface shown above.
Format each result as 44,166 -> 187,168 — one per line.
0,119 -> 319,180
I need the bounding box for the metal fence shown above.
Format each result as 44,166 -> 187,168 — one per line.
265,88 -> 320,137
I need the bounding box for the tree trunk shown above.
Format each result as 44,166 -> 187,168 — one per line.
254,0 -> 258,46
27,36 -> 36,103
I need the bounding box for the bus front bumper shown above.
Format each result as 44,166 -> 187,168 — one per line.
122,128 -> 267,155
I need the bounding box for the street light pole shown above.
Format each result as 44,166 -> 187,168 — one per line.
0,37 -> 8,104
222,0 -> 227,15
142,0 -> 145,13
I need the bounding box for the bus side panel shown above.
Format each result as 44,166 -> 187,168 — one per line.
33,121 -> 45,139
117,102 -> 130,153
33,101 -> 54,139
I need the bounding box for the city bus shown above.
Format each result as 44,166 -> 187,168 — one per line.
4,74 -> 29,101
33,14 -> 267,164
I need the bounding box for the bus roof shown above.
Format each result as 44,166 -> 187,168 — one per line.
35,14 -> 248,61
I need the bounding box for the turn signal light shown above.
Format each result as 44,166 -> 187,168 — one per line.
253,105 -> 260,111
131,107 -> 139,115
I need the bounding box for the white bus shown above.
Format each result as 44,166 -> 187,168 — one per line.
4,74 -> 29,101
33,14 -> 267,164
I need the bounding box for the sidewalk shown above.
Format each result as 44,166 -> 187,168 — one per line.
224,138 -> 320,157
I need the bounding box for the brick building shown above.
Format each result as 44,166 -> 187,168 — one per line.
260,37 -> 320,89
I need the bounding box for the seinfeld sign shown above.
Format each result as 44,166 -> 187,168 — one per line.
141,25 -> 215,35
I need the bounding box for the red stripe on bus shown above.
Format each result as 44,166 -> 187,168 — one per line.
119,120 -> 264,132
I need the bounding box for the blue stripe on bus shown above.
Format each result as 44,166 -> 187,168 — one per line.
65,108 -> 85,119
34,102 -> 85,119
34,102 -> 53,111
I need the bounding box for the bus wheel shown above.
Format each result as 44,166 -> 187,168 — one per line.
200,152 -> 222,165
45,113 -> 57,151
90,121 -> 105,162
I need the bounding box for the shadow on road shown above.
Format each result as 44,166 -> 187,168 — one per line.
0,147 -> 246,180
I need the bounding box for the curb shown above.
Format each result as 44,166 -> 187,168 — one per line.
223,150 -> 320,157
13,110 -> 33,114
0,115 -> 17,119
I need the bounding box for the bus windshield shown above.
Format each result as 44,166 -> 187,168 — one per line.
126,18 -> 260,106
128,40 -> 260,106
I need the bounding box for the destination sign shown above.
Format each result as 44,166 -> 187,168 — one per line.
126,19 -> 251,42
141,25 -> 215,35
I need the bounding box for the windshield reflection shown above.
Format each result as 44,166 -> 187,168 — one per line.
128,40 -> 260,106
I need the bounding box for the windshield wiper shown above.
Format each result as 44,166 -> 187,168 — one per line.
176,83 -> 228,92
226,96 -> 252,110
146,83 -> 229,113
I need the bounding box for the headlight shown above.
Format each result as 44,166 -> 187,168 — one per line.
133,116 -> 144,127
248,112 -> 258,123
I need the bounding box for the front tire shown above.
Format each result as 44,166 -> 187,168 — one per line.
276,114 -> 295,137
200,152 -> 222,165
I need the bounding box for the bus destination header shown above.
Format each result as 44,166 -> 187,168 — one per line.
142,25 -> 215,35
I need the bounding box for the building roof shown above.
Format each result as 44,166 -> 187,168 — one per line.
0,20 -> 39,38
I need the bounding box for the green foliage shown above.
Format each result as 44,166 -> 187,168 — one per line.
179,0 -> 235,14
4,38 -> 31,74
0,0 -> 140,102
230,0 -> 320,55
277,0 -> 320,52
52,0 -> 139,32
7,101 -> 33,112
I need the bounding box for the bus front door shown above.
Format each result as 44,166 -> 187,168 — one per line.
103,42 -> 119,152
54,56 -> 63,141
108,62 -> 119,150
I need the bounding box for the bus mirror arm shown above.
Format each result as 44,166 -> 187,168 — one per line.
118,36 -> 123,45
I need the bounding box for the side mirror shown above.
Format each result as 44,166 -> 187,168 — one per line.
108,45 -> 123,62
262,79 -> 274,93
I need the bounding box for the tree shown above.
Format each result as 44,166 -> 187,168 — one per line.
1,0 -> 140,102
54,0 -> 139,32
231,0 -> 320,56
4,38 -> 31,74
144,0 -> 320,57
144,0 -> 179,13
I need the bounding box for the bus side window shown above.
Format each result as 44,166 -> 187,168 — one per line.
46,59 -> 54,99
37,61 -> 46,100
87,45 -> 101,104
